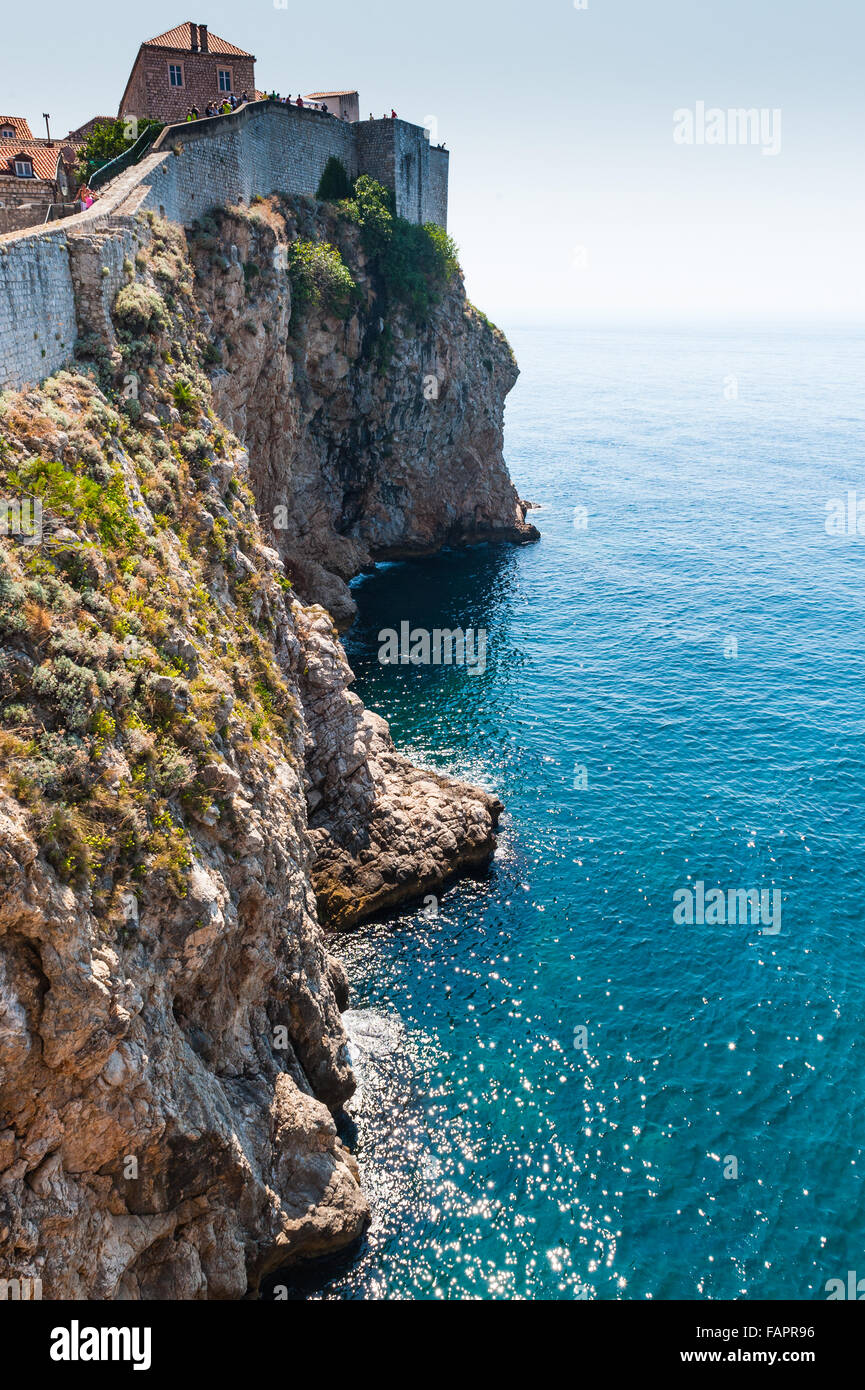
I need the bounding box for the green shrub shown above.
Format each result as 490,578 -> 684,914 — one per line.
287,240 -> 360,320
75,118 -> 161,183
114,283 -> 167,336
343,175 -> 395,257
8,456 -> 140,549
424,223 -> 460,282
172,378 -> 197,417
316,156 -> 352,202
340,177 -> 461,321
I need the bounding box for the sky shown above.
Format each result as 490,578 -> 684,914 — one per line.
2,0 -> 863,324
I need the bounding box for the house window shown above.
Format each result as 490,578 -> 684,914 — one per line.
218,69 -> 232,93
168,63 -> 184,87
1,127 -> 16,139
14,159 -> 34,178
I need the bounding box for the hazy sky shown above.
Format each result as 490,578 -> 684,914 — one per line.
2,0 -> 863,323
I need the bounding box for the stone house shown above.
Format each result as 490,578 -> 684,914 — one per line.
118,22 -> 256,123
0,116 -> 34,143
304,91 -> 360,123
0,125 -> 77,234
65,117 -> 115,143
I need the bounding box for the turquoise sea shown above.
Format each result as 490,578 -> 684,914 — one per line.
297,325 -> 865,1300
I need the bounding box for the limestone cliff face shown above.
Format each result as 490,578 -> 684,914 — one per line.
0,204 -> 529,1298
0,365 -> 366,1298
187,196 -> 537,627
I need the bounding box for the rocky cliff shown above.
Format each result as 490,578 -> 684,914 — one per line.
188,192 -> 536,627
0,200 -> 534,1298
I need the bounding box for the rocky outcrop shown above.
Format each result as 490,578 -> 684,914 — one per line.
294,603 -> 502,928
188,196 -> 537,627
0,201 -> 529,1299
0,363 -> 368,1298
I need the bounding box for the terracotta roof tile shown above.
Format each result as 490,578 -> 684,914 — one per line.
0,141 -> 62,182
304,91 -> 358,99
143,22 -> 254,58
0,116 -> 34,139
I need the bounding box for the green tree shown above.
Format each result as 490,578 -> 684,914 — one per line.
316,156 -> 352,202
77,119 -> 162,183
341,177 -> 461,321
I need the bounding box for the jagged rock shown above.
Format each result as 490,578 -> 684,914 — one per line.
0,199 -> 533,1300
190,198 -> 538,627
199,762 -> 241,798
146,674 -> 190,713
164,631 -> 199,677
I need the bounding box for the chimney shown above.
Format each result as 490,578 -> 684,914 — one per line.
199,23 -> 209,53
190,22 -> 199,51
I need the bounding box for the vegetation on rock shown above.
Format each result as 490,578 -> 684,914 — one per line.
339,176 -> 460,321
316,155 -> 352,202
287,239 -> 360,320
0,219 -> 300,916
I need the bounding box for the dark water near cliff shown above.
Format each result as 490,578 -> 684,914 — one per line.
300,324 -> 865,1300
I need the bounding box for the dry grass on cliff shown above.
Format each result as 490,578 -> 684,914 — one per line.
0,227 -> 303,921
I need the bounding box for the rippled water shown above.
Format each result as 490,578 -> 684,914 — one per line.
298,325 -> 865,1300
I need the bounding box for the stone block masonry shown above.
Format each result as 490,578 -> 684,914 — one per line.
142,101 -> 360,226
0,101 -> 450,391
140,102 -> 448,230
122,48 -> 256,127
67,228 -> 138,343
0,233 -> 78,388
355,118 -> 448,229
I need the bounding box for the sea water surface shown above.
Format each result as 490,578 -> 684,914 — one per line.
296,324 -> 865,1300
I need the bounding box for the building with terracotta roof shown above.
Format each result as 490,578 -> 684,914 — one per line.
119,21 -> 256,123
0,138 -> 77,234
304,91 -> 359,123
0,117 -> 35,142
64,117 -> 115,143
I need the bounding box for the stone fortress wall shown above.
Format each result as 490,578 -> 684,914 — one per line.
0,100 -> 449,390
